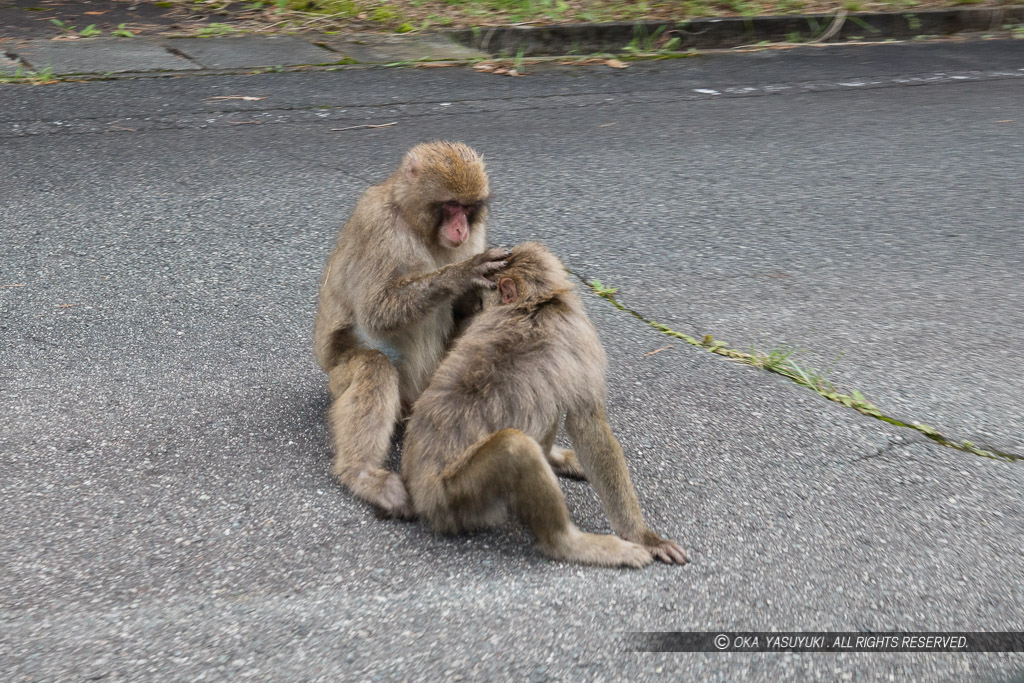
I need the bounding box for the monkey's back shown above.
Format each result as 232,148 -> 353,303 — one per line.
313,182 -> 393,370
402,296 -> 606,504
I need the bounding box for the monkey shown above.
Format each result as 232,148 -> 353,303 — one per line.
313,141 -> 515,519
401,242 -> 689,568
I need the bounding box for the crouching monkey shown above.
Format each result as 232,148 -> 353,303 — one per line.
402,243 -> 689,568
314,141 -> 509,518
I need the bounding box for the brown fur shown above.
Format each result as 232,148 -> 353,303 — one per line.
313,141 -> 507,518
402,242 -> 689,567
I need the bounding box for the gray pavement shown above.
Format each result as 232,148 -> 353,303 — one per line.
10,37 -> 200,73
2,33 -> 483,75
0,53 -> 20,75
1,40 -> 1023,680
161,36 -> 340,70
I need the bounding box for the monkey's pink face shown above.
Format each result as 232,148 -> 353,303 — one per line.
439,200 -> 482,248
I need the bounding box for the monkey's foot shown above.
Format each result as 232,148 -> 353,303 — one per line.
542,529 -> 654,568
546,447 -> 587,480
349,468 -> 415,520
648,539 -> 689,565
632,530 -> 689,565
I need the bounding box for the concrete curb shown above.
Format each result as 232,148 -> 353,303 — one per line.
447,7 -> 1024,56
0,33 -> 485,77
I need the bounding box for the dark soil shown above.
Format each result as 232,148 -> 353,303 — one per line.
0,0 -> 245,39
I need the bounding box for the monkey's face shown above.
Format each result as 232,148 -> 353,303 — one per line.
401,141 -> 490,248
437,199 -> 486,248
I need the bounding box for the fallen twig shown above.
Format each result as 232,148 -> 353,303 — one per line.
330,122 -> 398,132
809,8 -> 848,43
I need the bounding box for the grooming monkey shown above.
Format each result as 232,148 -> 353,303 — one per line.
314,141 -> 513,518
402,243 -> 689,567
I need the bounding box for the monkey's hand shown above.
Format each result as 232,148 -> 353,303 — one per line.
636,529 -> 689,565
460,248 -> 511,290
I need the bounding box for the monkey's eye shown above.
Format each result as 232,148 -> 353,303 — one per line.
444,200 -> 461,209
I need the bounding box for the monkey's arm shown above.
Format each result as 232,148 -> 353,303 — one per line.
359,248 -> 508,336
565,405 -> 689,565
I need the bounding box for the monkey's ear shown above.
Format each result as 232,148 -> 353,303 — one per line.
404,151 -> 422,183
499,277 -> 518,304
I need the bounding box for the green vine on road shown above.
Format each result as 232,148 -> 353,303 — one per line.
580,275 -> 1020,463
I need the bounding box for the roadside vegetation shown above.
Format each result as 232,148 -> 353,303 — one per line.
166,0 -> 1021,34
0,66 -> 58,85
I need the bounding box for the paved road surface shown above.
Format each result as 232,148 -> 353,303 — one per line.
2,40 -> 1023,680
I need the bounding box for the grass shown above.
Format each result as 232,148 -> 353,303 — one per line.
160,0 -> 1015,35
112,24 -> 137,38
0,66 -> 59,85
513,43 -> 526,72
622,24 -> 683,54
46,17 -> 136,39
585,276 -> 1020,463
194,22 -> 240,37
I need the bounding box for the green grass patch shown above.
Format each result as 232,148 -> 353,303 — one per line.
0,66 -> 59,85
194,22 -> 240,36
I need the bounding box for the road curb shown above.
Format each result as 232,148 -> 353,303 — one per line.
447,7 -> 1024,56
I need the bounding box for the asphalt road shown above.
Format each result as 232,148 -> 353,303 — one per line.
2,39 -> 1023,681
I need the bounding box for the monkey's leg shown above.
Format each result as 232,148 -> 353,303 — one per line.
566,406 -> 689,565
440,429 -> 652,568
328,349 -> 411,519
539,420 -> 586,480
314,311 -> 360,374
